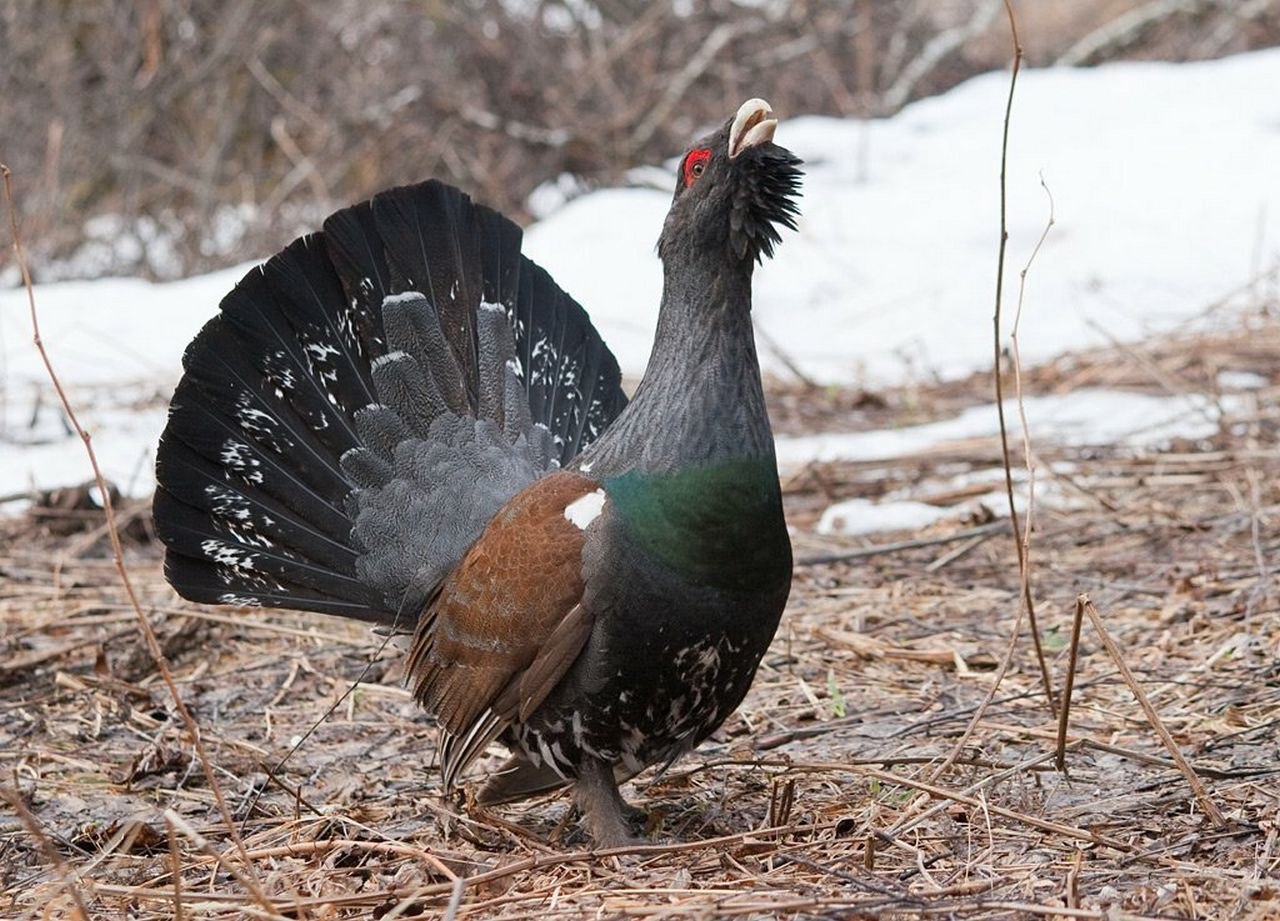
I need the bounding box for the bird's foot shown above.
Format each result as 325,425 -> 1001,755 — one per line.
574,758 -> 647,850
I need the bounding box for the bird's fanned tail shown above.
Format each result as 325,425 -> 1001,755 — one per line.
155,180 -> 627,626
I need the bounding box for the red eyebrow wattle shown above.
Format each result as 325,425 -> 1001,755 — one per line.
682,148 -> 712,188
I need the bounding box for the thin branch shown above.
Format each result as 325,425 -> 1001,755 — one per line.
626,21 -> 752,154
795,521 -> 1007,566
987,0 -> 1057,718
1055,594 -> 1087,772
441,878 -> 467,921
238,620 -> 404,834
1009,174 -> 1058,715
454,104 -> 572,148
928,1 -> 1053,790
1080,595 -> 1228,828
0,784 -> 93,919
164,811 -> 283,919
166,817 -> 186,921
881,0 -> 1003,112
1,164 -> 257,870
1055,0 -> 1212,67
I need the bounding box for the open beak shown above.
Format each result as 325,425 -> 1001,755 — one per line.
728,98 -> 778,159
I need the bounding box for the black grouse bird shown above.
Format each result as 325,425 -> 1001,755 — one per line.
154,98 -> 802,845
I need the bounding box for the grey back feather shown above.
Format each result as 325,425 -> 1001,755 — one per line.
343,295 -> 556,613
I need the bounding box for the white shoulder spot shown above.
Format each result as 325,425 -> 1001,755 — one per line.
564,488 -> 606,530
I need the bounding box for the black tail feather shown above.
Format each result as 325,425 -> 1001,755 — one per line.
368,184 -> 483,408
161,377 -> 352,533
154,439 -> 356,570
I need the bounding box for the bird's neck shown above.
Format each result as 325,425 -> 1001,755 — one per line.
580,255 -> 776,475
578,254 -> 790,592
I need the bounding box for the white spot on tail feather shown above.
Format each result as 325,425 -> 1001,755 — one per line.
218,593 -> 263,607
372,350 -> 410,369
564,489 -> 606,529
382,290 -> 426,306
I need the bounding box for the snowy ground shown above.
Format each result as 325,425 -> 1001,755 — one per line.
2,50 -> 1277,517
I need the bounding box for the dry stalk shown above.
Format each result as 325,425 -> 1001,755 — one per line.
851,762 -> 1127,850
1079,595 -> 1228,827
1009,172 -> 1056,653
164,816 -> 186,921
988,0 -> 1056,718
0,784 -> 92,919
890,747 -> 1069,838
441,877 -> 467,921
226,838 -> 458,880
163,811 -> 283,919
927,0 -> 1052,792
1055,593 -> 1087,771
239,622 -> 403,833
2,165 -> 258,873
796,520 -> 1006,566
93,819 -> 846,913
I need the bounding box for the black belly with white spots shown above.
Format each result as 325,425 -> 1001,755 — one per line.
510,629 -> 766,779
507,562 -> 788,783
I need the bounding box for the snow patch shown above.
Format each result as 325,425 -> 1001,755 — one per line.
817,498 -> 950,536
777,389 -> 1231,468
524,50 -> 1280,384
1216,370 -> 1269,390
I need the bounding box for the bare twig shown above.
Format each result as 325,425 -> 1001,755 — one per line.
627,21 -> 752,154
796,520 -> 1007,566
1055,594 -> 1087,772
1056,0 -> 1213,66
987,0 -> 1056,718
1008,173 -> 1058,711
924,528 -> 996,572
928,0 -> 1053,790
441,878 -> 467,921
0,784 -> 92,919
1200,0 -> 1278,55
854,761 -> 1128,850
756,322 -> 821,390
163,811 -> 283,919
890,747 -> 1070,837
166,816 -> 186,921
1080,595 -> 1228,827
881,0 -> 1003,112
2,164 -> 257,868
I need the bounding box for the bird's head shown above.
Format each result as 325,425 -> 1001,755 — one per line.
658,98 -> 803,268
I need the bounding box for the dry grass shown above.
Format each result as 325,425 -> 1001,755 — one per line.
2,314 -> 1279,920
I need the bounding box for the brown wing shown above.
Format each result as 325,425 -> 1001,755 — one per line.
405,470 -> 600,788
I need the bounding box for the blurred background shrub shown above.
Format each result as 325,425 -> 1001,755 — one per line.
2,0 -> 1277,280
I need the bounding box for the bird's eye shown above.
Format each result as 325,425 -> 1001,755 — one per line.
682,148 -> 712,189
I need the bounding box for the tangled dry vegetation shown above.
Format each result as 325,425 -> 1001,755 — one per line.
2,307 -> 1280,919
5,0 -> 1280,281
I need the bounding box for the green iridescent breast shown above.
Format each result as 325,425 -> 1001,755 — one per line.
604,460 -> 792,592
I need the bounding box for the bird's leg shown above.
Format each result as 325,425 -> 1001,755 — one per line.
573,758 -> 641,848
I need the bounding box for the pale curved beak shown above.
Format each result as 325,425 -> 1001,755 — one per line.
728,98 -> 778,159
